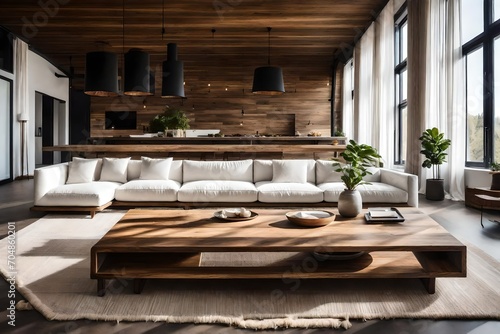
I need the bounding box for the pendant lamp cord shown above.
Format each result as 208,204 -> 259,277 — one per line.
162,0 -> 165,40
122,0 -> 125,56
267,27 -> 271,66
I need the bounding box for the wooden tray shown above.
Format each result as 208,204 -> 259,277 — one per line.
286,210 -> 336,227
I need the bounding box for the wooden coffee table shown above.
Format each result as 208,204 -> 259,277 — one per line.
90,208 -> 466,296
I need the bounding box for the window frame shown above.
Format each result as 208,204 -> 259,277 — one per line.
463,0 -> 500,167
394,6 -> 408,165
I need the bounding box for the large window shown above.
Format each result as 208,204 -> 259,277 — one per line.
463,0 -> 500,167
394,7 -> 408,165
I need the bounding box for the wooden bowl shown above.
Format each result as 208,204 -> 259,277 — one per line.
285,210 -> 336,227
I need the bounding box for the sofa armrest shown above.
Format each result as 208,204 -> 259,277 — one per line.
34,163 -> 69,205
380,169 -> 419,207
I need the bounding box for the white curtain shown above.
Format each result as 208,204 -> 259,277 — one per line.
351,0 -> 395,166
406,0 -> 465,200
14,38 -> 29,178
373,0 -> 395,168
342,59 -> 354,140
354,23 -> 375,145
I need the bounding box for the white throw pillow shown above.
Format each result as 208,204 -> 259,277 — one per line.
271,160 -> 308,183
316,160 -> 343,184
66,158 -> 99,184
139,157 -> 173,180
99,157 -> 131,183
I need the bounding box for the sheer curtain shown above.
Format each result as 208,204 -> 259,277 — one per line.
351,0 -> 395,166
406,0 -> 465,200
373,0 -> 395,168
354,22 -> 375,145
342,59 -> 354,140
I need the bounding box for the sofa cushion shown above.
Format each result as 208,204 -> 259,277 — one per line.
363,167 -> 381,182
36,181 -> 120,206
99,157 -> 130,183
128,159 -> 182,182
272,160 -> 308,183
315,160 -> 343,184
178,180 -> 258,202
139,157 -> 173,180
115,180 -> 180,202
183,160 -> 253,182
319,182 -> 408,203
66,158 -> 99,184
254,159 -> 316,183
256,181 -> 324,203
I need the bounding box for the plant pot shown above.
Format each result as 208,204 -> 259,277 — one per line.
491,172 -> 500,190
426,179 -> 444,201
338,189 -> 362,218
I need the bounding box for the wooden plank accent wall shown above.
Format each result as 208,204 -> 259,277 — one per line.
90,53 -> 333,138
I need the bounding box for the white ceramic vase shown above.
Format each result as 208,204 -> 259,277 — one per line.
338,189 -> 362,218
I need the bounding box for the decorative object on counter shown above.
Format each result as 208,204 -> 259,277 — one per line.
490,162 -> 500,190
419,127 -> 451,201
333,140 -> 382,218
308,131 -> 322,137
334,129 -> 345,137
149,106 -> 190,137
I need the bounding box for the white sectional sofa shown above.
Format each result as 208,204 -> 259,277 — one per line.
32,157 -> 418,218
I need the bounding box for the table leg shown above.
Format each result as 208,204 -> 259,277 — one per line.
420,278 -> 436,294
480,205 -> 485,228
133,279 -> 146,294
97,279 -> 106,297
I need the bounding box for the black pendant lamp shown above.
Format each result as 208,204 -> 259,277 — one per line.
84,51 -> 119,97
161,43 -> 185,98
124,49 -> 152,96
252,27 -> 285,95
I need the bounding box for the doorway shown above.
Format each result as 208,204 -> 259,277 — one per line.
0,75 -> 12,184
35,92 -> 67,166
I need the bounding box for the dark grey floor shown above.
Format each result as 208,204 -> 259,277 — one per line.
0,179 -> 499,334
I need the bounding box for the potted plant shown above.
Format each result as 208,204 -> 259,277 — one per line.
490,162 -> 500,190
333,140 -> 381,217
419,127 -> 451,200
149,106 -> 190,137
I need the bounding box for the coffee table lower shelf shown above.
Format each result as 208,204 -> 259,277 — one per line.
91,250 -> 465,296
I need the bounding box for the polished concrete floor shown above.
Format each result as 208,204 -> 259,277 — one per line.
0,179 -> 499,334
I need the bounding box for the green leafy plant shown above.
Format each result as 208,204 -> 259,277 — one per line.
333,140 -> 382,191
419,127 -> 451,179
491,162 -> 500,172
149,107 -> 190,133
334,129 -> 345,137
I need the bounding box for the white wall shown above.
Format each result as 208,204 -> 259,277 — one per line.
23,51 -> 69,175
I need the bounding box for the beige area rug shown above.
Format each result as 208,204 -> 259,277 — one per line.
0,211 -> 499,330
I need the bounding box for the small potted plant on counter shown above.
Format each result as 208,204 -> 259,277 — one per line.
149,106 -> 190,137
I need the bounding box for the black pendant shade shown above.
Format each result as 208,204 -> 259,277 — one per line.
161,43 -> 185,98
252,27 -> 285,95
124,49 -> 152,96
84,51 -> 119,97
252,66 -> 285,95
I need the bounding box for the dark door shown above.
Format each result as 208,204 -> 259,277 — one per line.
42,95 -> 54,165
69,88 -> 90,145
